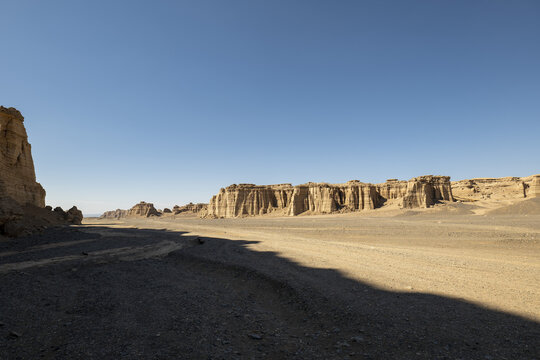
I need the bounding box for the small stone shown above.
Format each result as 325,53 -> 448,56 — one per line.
196,237 -> 205,244
351,336 -> 364,343
248,333 -> 262,340
82,251 -> 89,256
9,331 -> 22,338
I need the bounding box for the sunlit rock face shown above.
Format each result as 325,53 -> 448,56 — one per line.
0,107 -> 83,236
401,176 -> 454,209
127,201 -> 160,217
100,209 -> 129,219
206,176 -> 454,218
452,175 -> 539,201
172,203 -> 207,215
529,175 -> 540,198
0,106 -> 45,208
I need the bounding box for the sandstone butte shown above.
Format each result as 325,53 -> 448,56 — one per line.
100,202 -> 161,219
205,175 -> 540,218
0,106 -> 82,236
452,175 -> 540,201
206,176 -> 454,218
100,202 -> 208,219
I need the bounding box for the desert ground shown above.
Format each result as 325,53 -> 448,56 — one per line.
1,201 -> 540,359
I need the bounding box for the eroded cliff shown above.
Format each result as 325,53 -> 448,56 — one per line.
0,106 -> 82,236
100,202 -> 161,219
172,203 -> 207,215
452,176 -> 538,201
206,176 -> 454,218
0,107 -> 45,208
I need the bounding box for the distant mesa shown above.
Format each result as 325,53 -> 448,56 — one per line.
128,201 -> 160,217
99,174 -> 540,221
100,201 -> 159,219
205,175 -> 454,218
172,202 -> 207,215
452,175 -> 540,201
204,174 -> 540,218
100,201 -> 208,219
0,106 -> 82,236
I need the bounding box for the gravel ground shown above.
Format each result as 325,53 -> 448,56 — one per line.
0,220 -> 539,359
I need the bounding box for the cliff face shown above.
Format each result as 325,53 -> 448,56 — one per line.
173,203 -> 207,215
0,107 -> 84,236
100,202 -> 208,219
531,175 -> 540,198
0,107 -> 45,208
206,184 -> 295,218
206,176 -> 453,218
127,201 -> 160,217
402,176 -> 454,209
100,209 -> 129,219
451,176 -> 538,201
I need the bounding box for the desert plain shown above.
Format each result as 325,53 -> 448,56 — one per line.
1,198 -> 539,359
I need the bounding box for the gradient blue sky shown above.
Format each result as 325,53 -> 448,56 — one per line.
1,0 -> 539,215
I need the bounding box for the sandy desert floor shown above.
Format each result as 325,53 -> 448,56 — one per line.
1,206 -> 539,359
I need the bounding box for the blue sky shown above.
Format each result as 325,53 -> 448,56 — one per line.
1,0 -> 539,215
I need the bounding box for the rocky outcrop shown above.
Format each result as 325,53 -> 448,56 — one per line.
1,204 -> 83,237
100,202 -> 160,219
59,206 -> 84,225
0,106 -> 82,236
529,175 -> 540,198
0,106 -> 46,209
452,176 -> 538,201
173,203 -> 208,215
100,202 -> 208,219
128,201 -> 160,217
286,181 -> 380,216
100,209 -> 129,219
402,176 -> 453,209
206,176 -> 454,218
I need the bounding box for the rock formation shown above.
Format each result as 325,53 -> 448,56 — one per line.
402,176 -> 454,209
206,176 -> 454,218
128,201 -> 160,217
0,106 -> 82,236
452,176 -> 538,201
0,107 -> 46,208
529,175 -> 540,198
100,202 -> 160,219
100,209 -> 129,219
172,202 -> 208,215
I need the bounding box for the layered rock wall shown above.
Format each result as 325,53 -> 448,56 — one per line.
0,106 -> 83,236
127,201 -> 160,217
207,176 -> 453,218
100,202 -> 161,219
402,176 -> 453,209
173,203 -> 208,215
527,175 -> 540,198
100,209 -> 129,219
452,176 -> 538,201
0,107 -> 45,208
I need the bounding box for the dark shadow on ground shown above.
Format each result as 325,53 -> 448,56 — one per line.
0,225 -> 538,359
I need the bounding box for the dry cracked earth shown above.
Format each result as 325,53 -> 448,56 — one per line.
0,213 -> 539,359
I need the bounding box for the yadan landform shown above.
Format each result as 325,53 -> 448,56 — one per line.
1,107 -> 539,359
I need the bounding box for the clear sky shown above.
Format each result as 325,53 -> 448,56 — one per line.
1,0 -> 539,215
